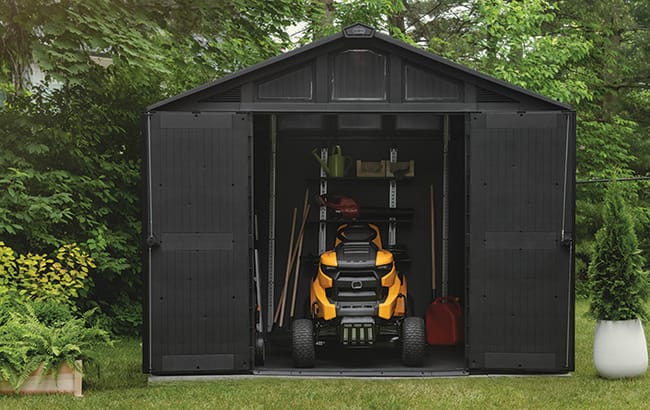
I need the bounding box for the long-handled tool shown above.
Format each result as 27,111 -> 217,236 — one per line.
290,203 -> 310,320
430,185 -> 436,298
274,208 -> 297,324
254,248 -> 265,363
280,192 -> 310,327
253,214 -> 265,364
254,248 -> 263,334
253,215 -> 263,334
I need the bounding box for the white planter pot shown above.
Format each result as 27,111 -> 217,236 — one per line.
594,319 -> 648,379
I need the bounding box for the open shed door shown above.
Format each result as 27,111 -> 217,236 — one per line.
466,112 -> 574,373
145,112 -> 251,374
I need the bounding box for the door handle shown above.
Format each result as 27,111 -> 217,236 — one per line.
146,234 -> 160,248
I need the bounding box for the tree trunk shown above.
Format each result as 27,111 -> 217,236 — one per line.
310,0 -> 335,40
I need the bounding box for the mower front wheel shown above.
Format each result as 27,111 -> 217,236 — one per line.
292,319 -> 315,368
402,317 -> 426,367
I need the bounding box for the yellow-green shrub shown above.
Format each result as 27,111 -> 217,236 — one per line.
0,241 -> 94,304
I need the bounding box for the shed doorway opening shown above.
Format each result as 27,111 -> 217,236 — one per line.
252,112 -> 467,375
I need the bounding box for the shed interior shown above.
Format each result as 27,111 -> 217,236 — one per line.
252,112 -> 467,374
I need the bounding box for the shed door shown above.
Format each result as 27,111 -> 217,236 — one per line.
146,112 -> 251,374
467,112 -> 574,372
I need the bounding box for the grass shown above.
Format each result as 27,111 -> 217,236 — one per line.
1,300 -> 649,409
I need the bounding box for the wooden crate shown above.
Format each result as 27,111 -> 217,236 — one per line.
356,160 -> 386,177
0,360 -> 82,397
386,160 -> 415,177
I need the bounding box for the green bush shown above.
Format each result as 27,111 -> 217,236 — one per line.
0,241 -> 93,305
575,240 -> 594,299
30,298 -> 75,327
0,292 -> 73,327
588,182 -> 649,320
106,294 -> 142,336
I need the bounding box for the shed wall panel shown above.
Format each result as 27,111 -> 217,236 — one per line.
257,65 -> 314,100
403,64 -> 462,101
331,49 -> 387,101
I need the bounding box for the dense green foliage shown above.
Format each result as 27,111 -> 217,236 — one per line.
588,183 -> 648,320
0,0 -> 307,333
0,77 -> 146,327
1,0 -> 648,332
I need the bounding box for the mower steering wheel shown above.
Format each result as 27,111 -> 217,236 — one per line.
336,224 -> 377,243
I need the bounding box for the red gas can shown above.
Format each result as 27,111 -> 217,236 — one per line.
425,296 -> 464,345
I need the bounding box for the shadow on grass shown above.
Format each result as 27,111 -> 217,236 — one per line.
83,338 -> 148,392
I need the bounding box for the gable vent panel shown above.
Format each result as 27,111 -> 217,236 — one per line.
477,87 -> 517,103
200,88 -> 242,103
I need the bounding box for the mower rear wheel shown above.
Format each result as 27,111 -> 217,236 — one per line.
402,317 -> 425,367
292,319 -> 315,368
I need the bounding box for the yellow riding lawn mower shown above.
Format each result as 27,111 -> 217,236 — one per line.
292,223 -> 425,367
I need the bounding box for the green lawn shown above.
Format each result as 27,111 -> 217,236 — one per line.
1,300 -> 649,409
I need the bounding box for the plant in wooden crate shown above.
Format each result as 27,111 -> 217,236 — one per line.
588,182 -> 649,378
0,295 -> 111,394
0,241 -> 111,395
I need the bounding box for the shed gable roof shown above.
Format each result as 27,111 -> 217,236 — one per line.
148,24 -> 571,112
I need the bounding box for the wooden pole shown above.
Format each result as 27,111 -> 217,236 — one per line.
290,203 -> 310,319
280,191 -> 310,327
274,207 -> 297,324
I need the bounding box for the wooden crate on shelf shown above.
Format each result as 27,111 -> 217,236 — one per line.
356,160 -> 386,177
386,160 -> 414,177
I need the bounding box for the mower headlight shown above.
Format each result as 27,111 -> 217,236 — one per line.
375,262 -> 393,276
320,264 -> 338,278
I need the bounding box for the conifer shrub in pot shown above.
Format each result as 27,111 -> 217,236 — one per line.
588,182 -> 649,379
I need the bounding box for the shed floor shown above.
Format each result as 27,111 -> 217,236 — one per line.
256,331 -> 466,377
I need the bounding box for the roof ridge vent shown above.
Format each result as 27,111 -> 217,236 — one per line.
343,23 -> 375,38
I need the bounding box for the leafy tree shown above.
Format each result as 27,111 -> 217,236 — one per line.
301,0 -> 408,42
410,0 -> 649,290
0,0 -> 171,90
554,0 -> 650,286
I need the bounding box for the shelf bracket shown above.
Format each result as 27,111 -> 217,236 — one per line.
319,147 -> 328,255
388,147 -> 397,247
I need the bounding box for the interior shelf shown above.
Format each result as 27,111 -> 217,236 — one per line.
312,218 -> 412,224
307,176 -> 415,182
